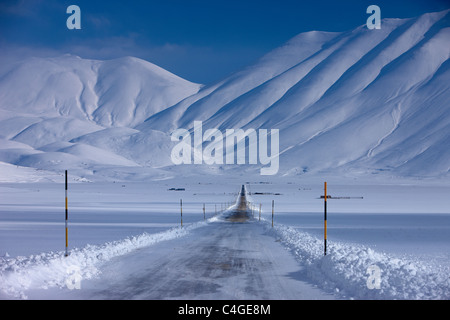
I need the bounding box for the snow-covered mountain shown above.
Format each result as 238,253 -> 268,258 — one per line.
0,55 -> 202,179
0,10 -> 449,181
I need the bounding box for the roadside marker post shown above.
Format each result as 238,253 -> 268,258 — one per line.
203,203 -> 205,220
272,200 -> 274,228
324,182 -> 327,256
65,170 -> 69,257
180,199 -> 183,227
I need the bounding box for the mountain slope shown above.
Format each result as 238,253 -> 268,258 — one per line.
0,55 -> 201,128
0,10 -> 449,181
141,9 -> 450,178
0,55 -> 201,178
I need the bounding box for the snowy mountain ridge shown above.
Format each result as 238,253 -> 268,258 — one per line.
0,55 -> 202,128
0,9 -> 449,181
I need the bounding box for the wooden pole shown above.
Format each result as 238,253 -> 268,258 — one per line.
65,170 -> 69,257
324,182 -> 327,256
272,200 -> 274,228
180,199 -> 183,227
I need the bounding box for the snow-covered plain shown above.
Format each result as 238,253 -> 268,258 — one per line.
0,9 -> 449,300
0,173 -> 448,300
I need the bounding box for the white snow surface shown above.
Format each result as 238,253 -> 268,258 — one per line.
0,179 -> 449,300
0,9 -> 449,300
268,223 -> 449,300
0,218 -> 203,299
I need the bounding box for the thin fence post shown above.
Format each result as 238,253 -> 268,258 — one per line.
259,203 -> 261,221
65,170 -> 69,257
272,200 -> 274,228
180,199 -> 183,227
324,182 -> 327,256
203,203 -> 205,220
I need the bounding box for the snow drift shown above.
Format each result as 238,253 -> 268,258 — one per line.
0,219 -> 211,299
266,221 -> 449,300
1,214 -> 448,300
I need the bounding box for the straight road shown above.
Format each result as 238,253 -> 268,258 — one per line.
39,185 -> 334,300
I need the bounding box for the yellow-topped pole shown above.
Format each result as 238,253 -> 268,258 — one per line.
180,199 -> 183,227
272,200 -> 274,228
65,170 -> 69,257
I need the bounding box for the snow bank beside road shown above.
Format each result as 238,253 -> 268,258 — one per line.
265,221 -> 450,300
2,210 -> 448,300
0,221 -> 207,299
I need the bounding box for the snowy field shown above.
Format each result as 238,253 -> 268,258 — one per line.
0,5 -> 449,302
0,172 -> 449,300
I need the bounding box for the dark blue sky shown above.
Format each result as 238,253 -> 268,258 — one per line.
1,0 -> 449,84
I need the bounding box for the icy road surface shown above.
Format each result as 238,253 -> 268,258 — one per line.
31,187 -> 334,300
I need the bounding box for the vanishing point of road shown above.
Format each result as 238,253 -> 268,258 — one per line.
44,185 -> 334,300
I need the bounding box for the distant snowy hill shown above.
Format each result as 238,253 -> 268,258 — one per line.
0,55 -> 201,180
0,55 -> 202,128
0,10 -> 449,181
